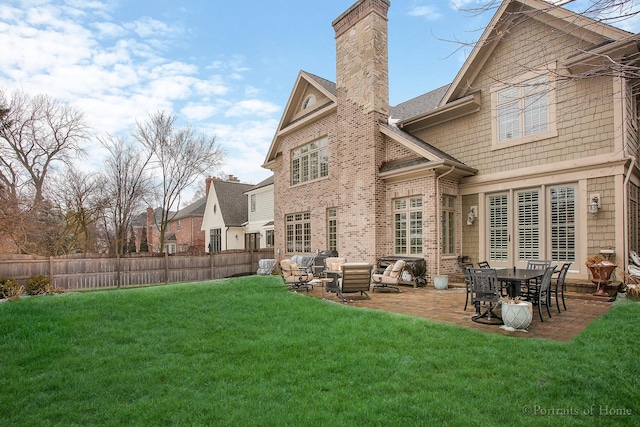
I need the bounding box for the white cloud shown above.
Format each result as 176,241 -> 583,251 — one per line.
225,99 -> 280,118
181,102 -> 220,122
0,0 -> 284,188
408,5 -> 443,21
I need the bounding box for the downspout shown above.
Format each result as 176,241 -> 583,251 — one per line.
436,165 -> 456,276
623,156 -> 636,274
225,227 -> 230,250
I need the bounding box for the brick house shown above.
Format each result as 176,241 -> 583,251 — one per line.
164,197 -> 207,254
263,0 -> 640,283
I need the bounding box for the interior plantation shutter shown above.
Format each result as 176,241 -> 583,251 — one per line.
489,194 -> 509,262
550,186 -> 576,262
517,190 -> 540,261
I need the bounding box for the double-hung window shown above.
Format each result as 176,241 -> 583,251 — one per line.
286,212 -> 311,253
394,197 -> 422,255
327,208 -> 337,252
441,196 -> 455,255
291,137 -> 328,185
493,75 -> 556,147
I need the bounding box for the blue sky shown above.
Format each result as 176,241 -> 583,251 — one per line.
1,0 -> 638,198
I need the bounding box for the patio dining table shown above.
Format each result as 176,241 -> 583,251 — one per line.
494,268 -> 546,297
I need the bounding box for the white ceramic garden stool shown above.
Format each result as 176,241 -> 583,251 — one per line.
501,301 -> 533,331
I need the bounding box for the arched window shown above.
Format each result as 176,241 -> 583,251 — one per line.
303,95 -> 316,110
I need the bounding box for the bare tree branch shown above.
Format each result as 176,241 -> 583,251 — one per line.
133,111 -> 225,253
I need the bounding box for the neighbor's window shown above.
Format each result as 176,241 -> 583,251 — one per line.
245,232 -> 260,250
265,230 -> 274,248
286,212 -> 311,253
291,137 -> 328,185
209,228 -> 222,252
327,208 -> 337,252
441,195 -> 455,255
394,197 -> 422,255
250,194 -> 256,212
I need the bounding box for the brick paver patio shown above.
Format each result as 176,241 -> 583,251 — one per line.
299,281 -> 613,341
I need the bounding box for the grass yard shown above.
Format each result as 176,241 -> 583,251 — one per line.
1,275 -> 639,426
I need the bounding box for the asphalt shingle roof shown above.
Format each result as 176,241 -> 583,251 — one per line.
390,84 -> 450,122
173,197 -> 207,220
303,71 -> 337,97
212,180 -> 255,227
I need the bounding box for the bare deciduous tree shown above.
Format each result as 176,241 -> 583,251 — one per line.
0,89 -> 89,207
133,111 -> 225,253
50,167 -> 105,253
0,89 -> 90,254
97,135 -> 154,255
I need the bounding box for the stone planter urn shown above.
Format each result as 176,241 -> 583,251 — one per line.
501,301 -> 533,331
585,256 -> 617,297
433,275 -> 448,290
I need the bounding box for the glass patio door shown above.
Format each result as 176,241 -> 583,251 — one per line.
486,185 -> 576,267
487,193 -> 510,266
516,189 -> 541,265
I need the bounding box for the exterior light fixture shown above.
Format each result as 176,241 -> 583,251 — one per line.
588,194 -> 600,215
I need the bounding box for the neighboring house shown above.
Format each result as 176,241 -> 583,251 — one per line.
201,177 -> 255,252
244,175 -> 275,250
263,0 -> 640,283
131,207 -> 171,253
132,198 -> 206,254
165,197 -> 207,254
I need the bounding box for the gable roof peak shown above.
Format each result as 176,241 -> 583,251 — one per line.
442,0 -> 633,104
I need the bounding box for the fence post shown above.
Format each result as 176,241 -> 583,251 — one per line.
116,255 -> 121,288
165,252 -> 169,283
49,256 -> 55,288
210,253 -> 215,280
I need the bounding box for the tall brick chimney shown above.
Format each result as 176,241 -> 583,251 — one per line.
333,0 -> 390,115
205,177 -> 213,197
331,0 -> 390,261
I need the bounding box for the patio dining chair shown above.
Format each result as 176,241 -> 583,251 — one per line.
468,268 -> 502,325
527,260 -> 552,269
522,266 -> 556,322
458,262 -> 475,311
477,261 -> 491,268
522,259 -> 552,294
550,262 -> 571,313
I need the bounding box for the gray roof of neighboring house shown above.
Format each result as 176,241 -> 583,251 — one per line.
173,197 -> 207,220
246,175 -> 274,193
389,84 -> 450,121
131,207 -> 174,228
212,180 -> 255,227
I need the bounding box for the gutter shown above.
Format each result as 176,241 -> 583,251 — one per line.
623,156 -> 636,276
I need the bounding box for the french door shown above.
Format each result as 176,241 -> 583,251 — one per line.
487,185 -> 576,267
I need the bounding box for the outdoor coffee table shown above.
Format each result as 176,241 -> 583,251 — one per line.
317,278 -> 335,299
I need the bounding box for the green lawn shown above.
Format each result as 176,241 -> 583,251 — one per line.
1,275 -> 638,426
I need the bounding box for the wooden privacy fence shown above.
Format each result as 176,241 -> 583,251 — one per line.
0,249 -> 275,291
